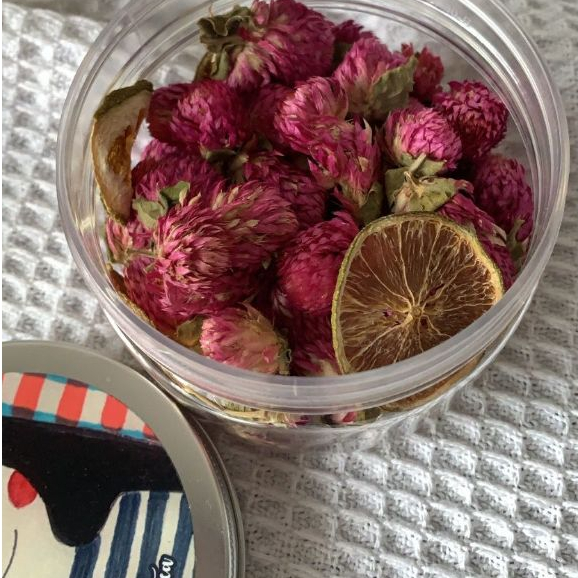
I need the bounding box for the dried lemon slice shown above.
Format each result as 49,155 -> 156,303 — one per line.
91,80 -> 153,222
332,213 -> 503,373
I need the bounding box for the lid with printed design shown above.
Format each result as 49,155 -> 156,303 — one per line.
2,340 -> 244,578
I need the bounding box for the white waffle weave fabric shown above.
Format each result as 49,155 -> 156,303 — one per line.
3,1 -> 578,576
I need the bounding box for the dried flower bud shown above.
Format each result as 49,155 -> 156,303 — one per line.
333,37 -> 417,121
383,106 -> 462,174
200,304 -> 290,374
433,80 -> 508,160
169,79 -> 249,155
197,0 -> 334,91
277,211 -> 358,315
275,76 -> 348,154
308,120 -> 381,218
472,153 -> 533,244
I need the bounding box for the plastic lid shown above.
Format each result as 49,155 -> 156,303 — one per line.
2,340 -> 244,578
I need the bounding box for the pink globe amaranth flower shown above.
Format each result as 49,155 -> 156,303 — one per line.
141,139 -> 179,162
290,313 -> 340,376
147,83 -> 194,143
106,217 -> 152,263
200,304 -> 289,374
232,0 -> 334,90
152,202 -> 255,317
131,140 -> 184,191
132,158 -> 160,192
433,80 -> 508,160
439,193 -> 516,288
308,120 -> 381,212
210,180 -> 299,269
154,202 -> 233,278
243,152 -> 327,229
275,76 -> 348,154
123,256 -> 184,333
332,20 -> 375,45
198,0 -> 334,91
402,44 -> 444,104
163,267 -> 257,320
277,211 -> 358,315
333,37 -> 415,121
169,79 -> 248,154
383,106 -> 462,174
134,151 -> 224,202
331,20 -> 376,69
249,83 -> 293,150
472,154 -> 534,244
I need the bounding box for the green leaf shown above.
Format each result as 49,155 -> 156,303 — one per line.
195,49 -> 233,81
93,80 -> 153,120
384,167 -> 407,209
198,6 -> 252,41
160,181 -> 190,205
369,55 -> 417,120
506,218 -> 528,270
132,196 -> 168,230
358,181 -> 384,225
398,151 -> 446,177
175,317 -> 204,352
390,172 -> 466,214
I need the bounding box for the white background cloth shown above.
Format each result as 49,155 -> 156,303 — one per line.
3,1 -> 578,576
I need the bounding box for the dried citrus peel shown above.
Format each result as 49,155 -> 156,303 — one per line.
332,213 -> 503,374
91,80 -> 153,222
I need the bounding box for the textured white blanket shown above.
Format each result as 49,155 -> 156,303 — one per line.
3,1 -> 578,576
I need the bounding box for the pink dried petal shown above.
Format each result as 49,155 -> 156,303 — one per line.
162,269 -> 257,319
233,0 -> 335,90
383,106 -> 462,173
290,313 -> 339,376
151,203 -> 256,317
123,256 -> 183,332
249,83 -> 293,149
333,37 -> 411,120
433,80 -> 508,160
106,218 -> 152,262
169,79 -> 248,152
141,139 -> 179,162
201,0 -> 335,92
200,304 -> 289,374
275,77 -> 348,154
472,153 -> 534,243
131,139 -> 180,189
135,151 -> 224,202
243,152 -> 327,229
308,120 -> 381,211
402,44 -> 444,103
209,180 -> 299,269
148,83 -> 194,143
154,203 -> 233,277
277,211 -> 358,315
332,20 -> 375,44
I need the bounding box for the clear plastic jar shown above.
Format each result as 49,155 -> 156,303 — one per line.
57,0 -> 569,446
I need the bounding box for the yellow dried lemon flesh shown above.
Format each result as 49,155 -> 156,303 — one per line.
332,213 -> 503,374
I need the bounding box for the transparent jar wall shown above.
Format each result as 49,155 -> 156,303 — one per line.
58,0 -> 568,443
113,305 -> 532,449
